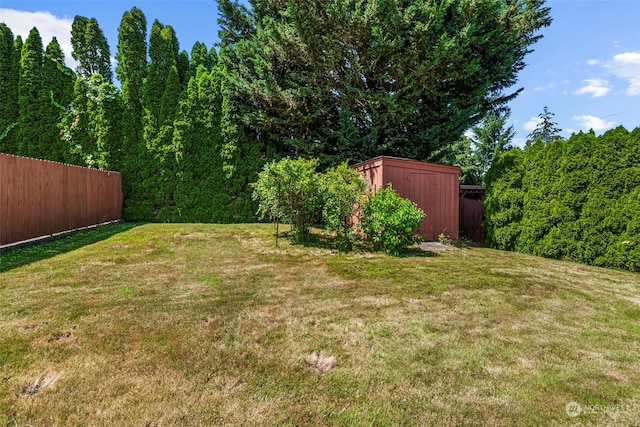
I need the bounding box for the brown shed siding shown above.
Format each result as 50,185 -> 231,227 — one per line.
354,156 -> 459,241
0,153 -> 123,245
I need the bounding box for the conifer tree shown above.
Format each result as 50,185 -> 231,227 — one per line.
42,37 -> 75,161
526,106 -> 563,146
0,24 -> 20,153
71,16 -> 113,82
189,42 -> 214,76
17,28 -> 45,158
61,75 -> 122,170
173,66 -> 230,222
218,0 -> 551,165
115,7 -> 148,219
469,109 -> 515,182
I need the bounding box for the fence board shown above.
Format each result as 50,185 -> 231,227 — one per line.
0,154 -> 123,245
459,198 -> 484,243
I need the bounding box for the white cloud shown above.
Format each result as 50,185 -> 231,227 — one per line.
532,82 -> 557,92
0,9 -> 75,69
586,59 -> 600,66
573,78 -> 611,98
607,51 -> 640,95
523,117 -> 543,132
572,115 -> 615,132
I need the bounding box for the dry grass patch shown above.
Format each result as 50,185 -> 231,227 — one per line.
1,223 -> 639,426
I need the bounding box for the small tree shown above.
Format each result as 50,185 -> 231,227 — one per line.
320,162 -> 368,251
360,185 -> 425,256
252,157 -> 322,243
526,106 -> 563,146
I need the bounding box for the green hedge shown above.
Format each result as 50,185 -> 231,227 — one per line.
484,126 -> 640,271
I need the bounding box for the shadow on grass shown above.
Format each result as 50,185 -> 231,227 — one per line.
0,222 -> 140,273
398,247 -> 440,258
278,230 -> 441,258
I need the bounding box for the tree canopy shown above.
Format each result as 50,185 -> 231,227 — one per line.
218,0 -> 551,165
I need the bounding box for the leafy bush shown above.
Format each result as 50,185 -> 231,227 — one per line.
252,157 -> 322,242
359,185 -> 425,255
320,162 -> 368,251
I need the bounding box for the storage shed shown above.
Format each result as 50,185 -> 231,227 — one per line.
353,156 -> 460,241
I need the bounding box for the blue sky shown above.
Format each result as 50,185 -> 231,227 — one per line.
1,0 -> 639,147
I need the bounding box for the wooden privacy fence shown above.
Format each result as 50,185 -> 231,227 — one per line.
0,153 -> 123,245
459,198 -> 484,243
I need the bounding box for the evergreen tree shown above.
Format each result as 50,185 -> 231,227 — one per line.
438,135 -> 482,185
526,106 -> 563,146
17,28 -> 45,158
177,50 -> 190,88
173,66 -> 230,222
42,37 -> 75,161
144,20 -> 179,118
469,109 -> 515,182
189,42 -> 213,75
115,7 -> 148,219
71,16 -> 113,82
218,0 -> 551,165
0,25 -> 20,152
61,75 -> 122,170
140,20 -> 181,221
219,73 -> 262,221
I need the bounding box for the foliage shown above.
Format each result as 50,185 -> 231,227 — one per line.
115,7 -> 148,220
42,37 -> 75,162
483,148 -> 525,251
359,185 -> 425,256
484,126 -> 640,272
71,16 -> 113,82
526,105 -> 563,146
437,135 -> 482,185
320,162 -> 368,251
218,0 -> 551,165
0,24 -> 20,153
17,27 -> 45,158
60,74 -> 122,170
252,157 -> 322,242
469,109 -> 515,182
172,66 -> 231,222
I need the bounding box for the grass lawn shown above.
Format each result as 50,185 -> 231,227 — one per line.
1,223 -> 639,426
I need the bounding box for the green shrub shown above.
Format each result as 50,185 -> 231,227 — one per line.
320,162 -> 368,251
360,185 -> 425,255
252,157 -> 322,242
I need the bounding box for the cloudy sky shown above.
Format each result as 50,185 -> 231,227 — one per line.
1,0 -> 639,146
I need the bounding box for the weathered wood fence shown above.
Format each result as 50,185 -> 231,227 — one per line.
0,153 -> 123,245
459,198 -> 484,243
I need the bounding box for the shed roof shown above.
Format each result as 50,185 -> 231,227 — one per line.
352,156 -> 460,174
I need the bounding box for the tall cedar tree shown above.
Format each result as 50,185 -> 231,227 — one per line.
71,16 -> 113,82
115,7 -> 148,220
17,28 -> 46,158
0,25 -> 20,152
173,65 -> 230,222
140,20 -> 181,221
217,0 -> 552,165
42,37 -> 75,162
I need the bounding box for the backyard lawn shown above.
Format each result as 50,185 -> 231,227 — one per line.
1,223 -> 639,426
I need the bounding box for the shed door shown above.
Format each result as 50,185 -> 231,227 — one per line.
407,172 -> 437,240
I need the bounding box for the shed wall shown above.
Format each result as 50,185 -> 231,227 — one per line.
0,154 -> 123,245
355,157 -> 459,241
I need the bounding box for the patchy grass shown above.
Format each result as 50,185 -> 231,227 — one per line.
1,223 -> 639,426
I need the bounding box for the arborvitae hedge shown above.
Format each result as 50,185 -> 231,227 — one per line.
484,126 -> 640,272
